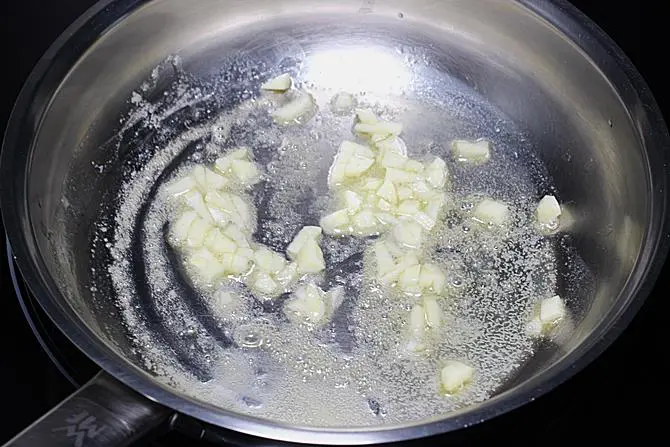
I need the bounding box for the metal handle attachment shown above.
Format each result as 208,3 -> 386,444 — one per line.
4,371 -> 170,447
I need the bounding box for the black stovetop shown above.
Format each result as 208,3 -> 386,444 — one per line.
1,1 -> 667,445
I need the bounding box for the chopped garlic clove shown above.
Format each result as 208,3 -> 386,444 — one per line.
237,247 -> 255,259
254,247 -> 287,274
230,159 -> 261,186
392,220 -> 423,249
439,360 -> 474,394
409,305 -> 425,332
385,167 -> 417,184
204,190 -> 232,215
215,147 -> 251,174
423,297 -> 442,329
377,198 -> 392,212
376,135 -> 407,157
527,295 -> 567,338
379,141 -> 408,168
320,209 -> 350,234
425,195 -> 445,221
252,271 -> 280,295
413,212 -> 437,231
352,209 -> 379,232
369,133 -> 388,143
403,160 -> 424,173
327,285 -> 346,312
191,165 -> 208,190
164,175 -> 197,197
354,121 -> 403,138
375,212 -> 398,226
411,180 -> 434,201
535,195 -> 562,228
407,304 -> 426,352
328,159 -> 347,188
261,73 -> 292,92
231,202 -> 249,228
206,204 -> 230,223
419,263 -> 446,293
342,190 -> 363,212
328,141 -> 374,187
385,240 -> 406,257
539,295 -> 566,326
205,168 -> 229,190
399,264 -> 422,293
186,217 -> 213,248
222,224 -> 251,248
229,252 -> 253,275
230,194 -> 254,228
287,227 -> 324,273
171,211 -> 199,244
284,283 -> 328,325
205,191 -> 253,229
188,248 -> 226,283
397,200 -> 421,216
425,157 -> 448,189
296,238 -> 325,273
380,149 -> 408,169
380,252 -> 419,284
374,241 -> 396,277
275,262 -> 299,288
202,212 -> 225,230
452,139 -> 490,164
365,193 -> 378,207
473,198 -> 509,226
355,108 -> 378,124
360,177 -> 384,191
204,228 -> 238,255
330,92 -> 356,114
183,190 -> 213,223
376,178 -> 398,204
286,226 -> 323,259
345,155 -> 375,177
273,91 -> 316,124
397,186 -> 413,201
192,165 -> 228,191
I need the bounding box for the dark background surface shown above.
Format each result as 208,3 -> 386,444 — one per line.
0,1 -> 668,445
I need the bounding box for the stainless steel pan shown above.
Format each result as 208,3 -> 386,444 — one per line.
2,0 -> 669,445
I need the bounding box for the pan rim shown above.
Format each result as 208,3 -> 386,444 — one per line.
2,0 -> 669,444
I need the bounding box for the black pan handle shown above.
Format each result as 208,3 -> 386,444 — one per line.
3,371 -> 171,447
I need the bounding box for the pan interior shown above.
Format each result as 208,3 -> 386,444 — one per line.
25,0 -> 647,432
